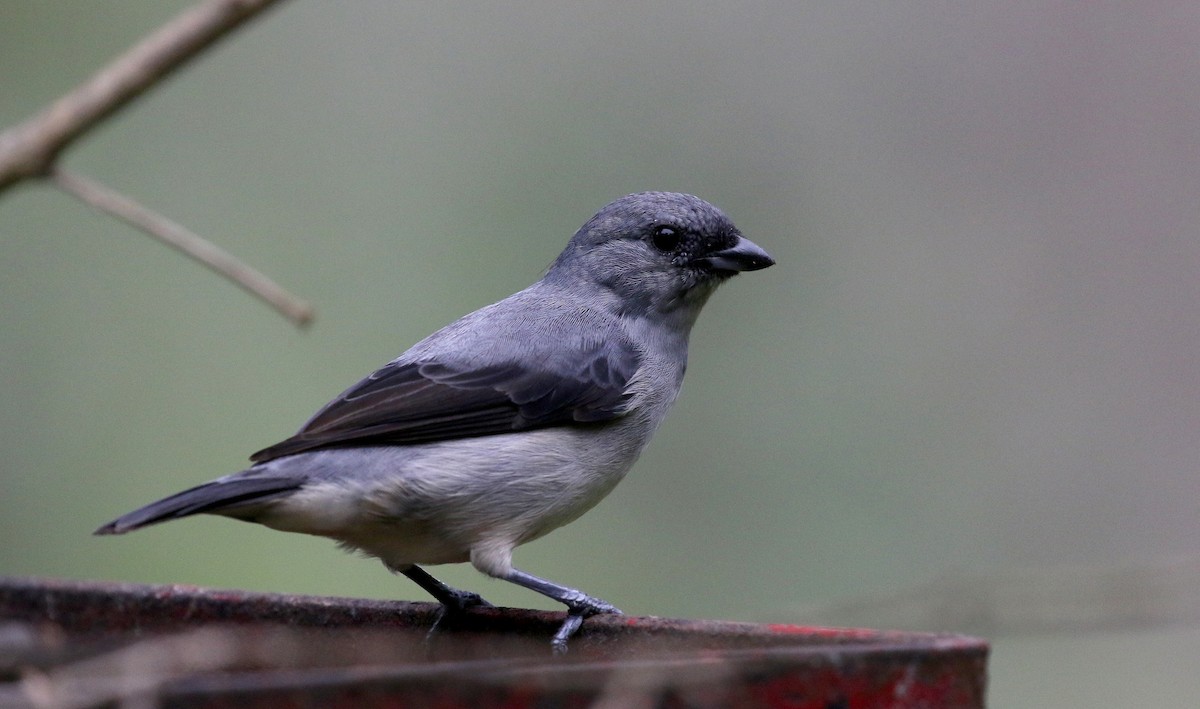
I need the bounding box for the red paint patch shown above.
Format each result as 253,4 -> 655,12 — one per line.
767,624 -> 883,640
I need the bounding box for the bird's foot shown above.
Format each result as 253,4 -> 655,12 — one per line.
497,568 -> 622,654
441,587 -> 495,614
551,594 -> 622,655
426,588 -> 493,640
396,564 -> 493,640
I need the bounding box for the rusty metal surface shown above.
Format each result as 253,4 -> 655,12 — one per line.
0,576 -> 987,708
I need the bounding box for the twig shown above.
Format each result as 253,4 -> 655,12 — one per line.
0,0 -> 284,189
0,0 -> 312,327
52,168 -> 313,326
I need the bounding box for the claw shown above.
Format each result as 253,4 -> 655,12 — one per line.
425,588 -> 493,641
566,596 -> 621,616
551,613 -> 585,655
550,596 -> 623,655
442,588 -> 494,613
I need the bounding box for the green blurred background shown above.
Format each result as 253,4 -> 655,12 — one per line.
3,2 -> 1198,705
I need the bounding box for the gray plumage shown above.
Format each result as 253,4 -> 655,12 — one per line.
96,192 -> 774,652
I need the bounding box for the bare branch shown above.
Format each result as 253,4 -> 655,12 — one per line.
52,168 -> 313,327
0,0 -> 312,326
0,0 -> 284,190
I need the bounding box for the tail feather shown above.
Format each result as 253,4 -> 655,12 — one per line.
95,476 -> 301,535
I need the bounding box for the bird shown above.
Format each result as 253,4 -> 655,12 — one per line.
96,191 -> 774,652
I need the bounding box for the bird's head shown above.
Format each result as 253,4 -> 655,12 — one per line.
547,192 -> 774,318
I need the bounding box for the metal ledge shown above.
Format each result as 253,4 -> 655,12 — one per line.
1,576 -> 987,707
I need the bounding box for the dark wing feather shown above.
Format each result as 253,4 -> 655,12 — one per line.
250,340 -> 640,463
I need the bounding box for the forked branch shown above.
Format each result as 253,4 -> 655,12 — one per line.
0,0 -> 312,327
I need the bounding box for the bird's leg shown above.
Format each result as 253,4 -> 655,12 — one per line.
397,565 -> 492,637
401,564 -> 492,611
502,568 -> 622,654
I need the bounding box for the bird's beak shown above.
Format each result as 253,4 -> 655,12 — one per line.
697,236 -> 776,273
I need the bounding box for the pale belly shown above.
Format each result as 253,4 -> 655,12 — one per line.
250,422 -> 649,574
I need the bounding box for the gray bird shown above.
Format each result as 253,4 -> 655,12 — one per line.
97,192 -> 774,652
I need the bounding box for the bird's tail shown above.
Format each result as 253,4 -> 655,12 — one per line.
94,476 -> 302,535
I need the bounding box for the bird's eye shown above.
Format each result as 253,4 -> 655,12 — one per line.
651,225 -> 681,252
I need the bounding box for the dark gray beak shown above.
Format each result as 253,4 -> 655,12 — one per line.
697,236 -> 776,273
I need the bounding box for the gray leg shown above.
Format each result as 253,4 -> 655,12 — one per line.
503,568 -> 622,654
401,565 -> 492,611
397,564 -> 493,642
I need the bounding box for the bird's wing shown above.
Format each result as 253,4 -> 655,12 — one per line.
249,338 -> 641,463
